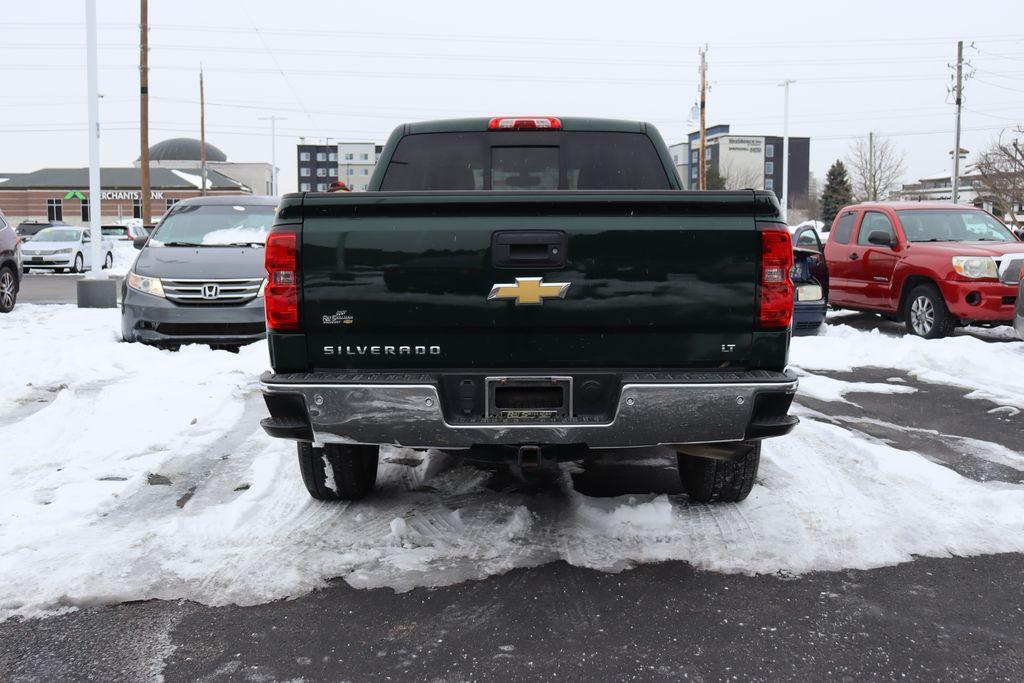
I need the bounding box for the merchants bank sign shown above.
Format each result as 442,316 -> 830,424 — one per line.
66,190 -> 165,201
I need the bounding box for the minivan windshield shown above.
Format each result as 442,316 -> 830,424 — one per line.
897,209 -> 1016,243
379,131 -> 673,191
150,204 -> 276,247
32,228 -> 81,242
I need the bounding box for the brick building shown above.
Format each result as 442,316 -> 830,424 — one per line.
0,167 -> 249,226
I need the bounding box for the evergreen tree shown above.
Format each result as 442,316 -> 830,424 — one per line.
705,167 -> 726,190
820,160 -> 853,228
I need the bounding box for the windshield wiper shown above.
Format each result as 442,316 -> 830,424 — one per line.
160,241 -> 203,247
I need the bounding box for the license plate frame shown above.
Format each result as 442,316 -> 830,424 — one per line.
485,376 -> 573,421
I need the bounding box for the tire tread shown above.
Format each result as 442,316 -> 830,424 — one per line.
678,442 -> 761,503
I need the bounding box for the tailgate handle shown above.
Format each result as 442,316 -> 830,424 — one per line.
492,231 -> 567,268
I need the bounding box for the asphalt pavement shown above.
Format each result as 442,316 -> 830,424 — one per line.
2,554 -> 1022,682
2,293 -> 1023,681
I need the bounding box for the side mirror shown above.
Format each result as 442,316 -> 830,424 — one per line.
868,230 -> 894,247
133,235 -> 148,250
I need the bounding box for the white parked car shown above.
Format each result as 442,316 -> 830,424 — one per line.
21,227 -> 114,274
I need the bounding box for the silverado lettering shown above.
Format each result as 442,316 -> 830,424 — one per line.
323,345 -> 442,356
260,116 -> 799,505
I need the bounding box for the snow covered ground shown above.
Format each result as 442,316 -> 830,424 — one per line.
1,306 -> 1023,621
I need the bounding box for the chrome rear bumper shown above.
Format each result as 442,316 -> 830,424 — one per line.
260,370 -> 799,449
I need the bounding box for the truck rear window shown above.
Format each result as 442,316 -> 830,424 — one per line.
379,131 -> 672,191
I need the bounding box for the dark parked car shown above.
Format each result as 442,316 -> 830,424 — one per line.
0,208 -> 22,313
15,220 -> 65,242
791,224 -> 829,335
121,195 -> 278,347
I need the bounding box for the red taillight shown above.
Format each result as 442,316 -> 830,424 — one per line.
488,117 -> 562,131
265,229 -> 299,331
758,222 -> 794,329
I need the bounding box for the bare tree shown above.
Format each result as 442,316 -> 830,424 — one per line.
973,128 -> 1024,227
847,134 -> 906,201
719,162 -> 762,191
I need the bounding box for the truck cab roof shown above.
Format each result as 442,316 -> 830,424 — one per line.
402,117 -> 651,135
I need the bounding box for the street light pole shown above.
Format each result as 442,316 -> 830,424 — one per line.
259,115 -> 287,195
86,0 -> 103,279
77,0 -> 116,307
779,79 -> 795,223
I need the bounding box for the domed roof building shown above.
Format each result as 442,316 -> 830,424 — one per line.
134,137 -> 273,195
141,138 -> 228,164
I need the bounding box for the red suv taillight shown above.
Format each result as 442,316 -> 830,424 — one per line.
758,222 -> 794,329
265,228 -> 299,331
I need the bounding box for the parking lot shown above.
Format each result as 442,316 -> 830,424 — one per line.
1,276 -> 1022,680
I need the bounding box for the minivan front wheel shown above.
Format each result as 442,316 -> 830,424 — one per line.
103,252 -> 113,269
72,253 -> 84,273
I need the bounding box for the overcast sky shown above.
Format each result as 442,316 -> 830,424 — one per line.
1,0 -> 1021,194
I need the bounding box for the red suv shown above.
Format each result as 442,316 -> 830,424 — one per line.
824,202 -> 1024,338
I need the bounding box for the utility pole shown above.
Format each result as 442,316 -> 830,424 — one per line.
779,79 -> 795,222
259,115 -> 288,195
698,46 -> 708,191
139,0 -> 151,224
869,130 -> 875,200
199,66 -> 208,196
952,39 -> 964,203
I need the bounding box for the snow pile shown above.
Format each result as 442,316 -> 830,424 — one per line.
794,372 -> 918,404
200,226 -> 267,246
1,307 -> 1023,620
108,241 -> 138,276
792,322 -> 1024,406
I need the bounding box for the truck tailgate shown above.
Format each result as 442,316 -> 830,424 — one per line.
299,191 -> 760,369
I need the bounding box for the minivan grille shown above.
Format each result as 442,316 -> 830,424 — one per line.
163,278 -> 264,305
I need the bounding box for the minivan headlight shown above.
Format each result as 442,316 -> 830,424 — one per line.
952,256 -> 998,279
56,247 -> 73,254
127,271 -> 166,298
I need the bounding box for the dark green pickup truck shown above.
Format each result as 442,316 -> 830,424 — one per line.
260,116 -> 798,503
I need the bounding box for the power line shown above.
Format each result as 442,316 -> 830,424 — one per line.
235,0 -> 315,125
9,41 -> 1023,71
6,20 -> 1023,49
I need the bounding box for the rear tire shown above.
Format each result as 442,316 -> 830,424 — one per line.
905,284 -> 956,339
103,252 -> 113,269
677,441 -> 761,503
297,442 -> 379,501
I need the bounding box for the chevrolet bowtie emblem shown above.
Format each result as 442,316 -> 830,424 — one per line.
488,277 -> 570,305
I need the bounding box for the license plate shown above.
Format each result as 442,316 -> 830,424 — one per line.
486,376 -> 573,421
31,257 -> 42,263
